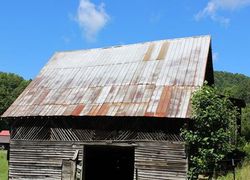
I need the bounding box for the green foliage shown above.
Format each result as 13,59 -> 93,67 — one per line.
214,71 -> 250,141
242,143 -> 250,162
0,150 -> 8,180
214,71 -> 250,104
0,72 -> 30,130
242,105 -> 250,140
181,84 -> 239,179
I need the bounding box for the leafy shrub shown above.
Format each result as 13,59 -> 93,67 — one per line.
182,84 -> 239,179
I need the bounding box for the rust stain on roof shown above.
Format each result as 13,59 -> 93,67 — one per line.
156,41 -> 169,60
71,104 -> 85,116
96,103 -> 110,116
156,86 -> 171,117
2,35 -> 212,118
143,43 -> 155,61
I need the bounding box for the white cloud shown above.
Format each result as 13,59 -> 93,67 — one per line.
76,0 -> 110,41
215,0 -> 250,9
195,0 -> 250,26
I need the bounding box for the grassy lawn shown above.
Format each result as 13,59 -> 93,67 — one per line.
0,150 -> 8,180
218,162 -> 250,180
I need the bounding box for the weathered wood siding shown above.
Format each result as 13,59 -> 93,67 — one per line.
9,140 -> 82,180
9,140 -> 187,180
135,142 -> 187,180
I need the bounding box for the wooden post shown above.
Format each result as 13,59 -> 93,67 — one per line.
62,160 -> 76,180
232,159 -> 235,180
62,150 -> 79,180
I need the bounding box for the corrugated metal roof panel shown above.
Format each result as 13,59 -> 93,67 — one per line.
2,35 -> 211,118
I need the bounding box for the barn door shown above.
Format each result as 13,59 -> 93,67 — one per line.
83,145 -> 134,180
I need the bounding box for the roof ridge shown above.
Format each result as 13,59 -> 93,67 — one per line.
56,34 -> 211,54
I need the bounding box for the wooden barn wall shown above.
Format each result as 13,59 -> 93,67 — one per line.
134,142 -> 187,180
9,140 -> 187,180
10,117 -> 185,142
9,140 -> 81,180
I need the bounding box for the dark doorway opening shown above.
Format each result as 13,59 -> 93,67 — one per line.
84,145 -> 134,180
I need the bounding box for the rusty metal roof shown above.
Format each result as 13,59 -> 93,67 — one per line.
2,35 -> 212,118
0,130 -> 10,136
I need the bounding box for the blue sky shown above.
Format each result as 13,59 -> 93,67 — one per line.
0,0 -> 250,79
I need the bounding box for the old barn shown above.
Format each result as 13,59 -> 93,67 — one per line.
3,35 -> 217,179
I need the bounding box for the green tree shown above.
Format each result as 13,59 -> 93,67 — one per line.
214,71 -> 250,141
0,72 -> 30,130
182,84 -> 239,179
242,105 -> 250,140
214,71 -> 250,104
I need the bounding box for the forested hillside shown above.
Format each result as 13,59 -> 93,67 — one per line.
0,72 -> 30,130
214,71 -> 250,140
214,71 -> 250,104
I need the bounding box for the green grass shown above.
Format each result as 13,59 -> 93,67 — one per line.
218,162 -> 250,180
0,150 -> 8,180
